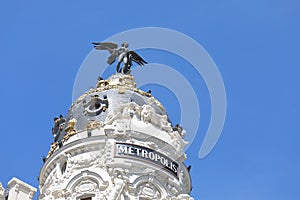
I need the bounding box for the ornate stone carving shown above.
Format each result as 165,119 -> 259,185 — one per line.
65,118 -> 77,134
159,115 -> 172,132
169,132 -> 189,153
169,194 -> 194,200
104,102 -> 140,125
105,141 -> 114,162
73,180 -> 97,196
96,79 -> 109,88
0,182 -> 4,199
140,104 -> 173,132
118,87 -> 126,94
64,118 -> 77,135
41,190 -> 54,200
137,183 -> 161,199
47,142 -> 58,158
165,181 -> 179,196
65,151 -> 105,171
62,118 -> 77,143
52,189 -> 64,200
103,178 -> 125,200
112,120 -> 130,136
87,120 -> 104,130
144,141 -> 159,150
141,105 -> 154,123
110,168 -> 130,183
42,154 -> 77,195
102,167 -> 130,200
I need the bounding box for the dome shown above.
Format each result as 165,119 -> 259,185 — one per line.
47,73 -> 186,159
40,73 -> 192,200
66,73 -> 167,133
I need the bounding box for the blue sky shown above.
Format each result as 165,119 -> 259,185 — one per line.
1,0 -> 300,199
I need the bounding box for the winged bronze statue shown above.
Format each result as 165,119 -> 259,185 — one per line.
92,42 -> 147,74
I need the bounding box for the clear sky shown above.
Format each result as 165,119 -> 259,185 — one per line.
1,0 -> 300,199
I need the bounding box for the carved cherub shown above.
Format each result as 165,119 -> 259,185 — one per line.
160,115 -> 172,132
141,105 -> 154,123
64,118 -> 77,135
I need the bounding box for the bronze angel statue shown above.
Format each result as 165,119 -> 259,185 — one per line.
92,41 -> 147,74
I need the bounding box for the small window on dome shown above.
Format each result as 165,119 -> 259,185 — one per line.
80,197 -> 92,200
84,95 -> 109,117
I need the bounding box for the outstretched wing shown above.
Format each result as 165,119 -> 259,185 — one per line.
92,42 -> 118,53
92,42 -> 118,65
129,51 -> 148,66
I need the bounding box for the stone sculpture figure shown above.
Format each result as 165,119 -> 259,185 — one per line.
52,114 -> 66,142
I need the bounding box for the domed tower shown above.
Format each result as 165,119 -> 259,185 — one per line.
38,73 -> 194,200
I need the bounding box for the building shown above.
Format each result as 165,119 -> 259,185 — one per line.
0,178 -> 36,200
1,73 -> 194,200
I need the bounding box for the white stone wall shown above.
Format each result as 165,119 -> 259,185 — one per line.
39,74 -> 193,200
2,178 -> 37,200
39,125 -> 192,200
0,182 -> 5,200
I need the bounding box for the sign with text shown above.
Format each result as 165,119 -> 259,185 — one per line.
114,142 -> 179,178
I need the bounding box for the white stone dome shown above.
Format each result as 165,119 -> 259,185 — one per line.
39,73 -> 193,200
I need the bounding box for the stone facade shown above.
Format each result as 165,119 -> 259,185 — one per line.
39,74 -> 194,200
0,182 -> 4,200
0,178 -> 37,200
